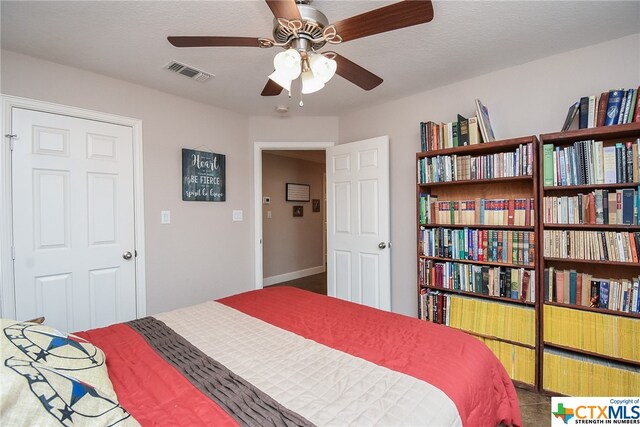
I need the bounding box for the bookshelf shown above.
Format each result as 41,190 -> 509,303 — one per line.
416,135 -> 540,389
539,122 -> 640,396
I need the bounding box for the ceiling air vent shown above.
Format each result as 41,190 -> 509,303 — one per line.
163,61 -> 213,82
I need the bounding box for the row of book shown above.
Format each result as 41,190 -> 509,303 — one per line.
419,258 -> 536,302
479,338 -> 535,386
419,194 -> 535,226
543,230 -> 640,263
542,188 -> 640,225
543,267 -> 640,313
417,143 -> 533,183
420,227 -> 535,266
419,117 -> 482,151
542,139 -> 640,187
544,351 -> 640,396
419,99 -> 496,151
562,87 -> 640,131
419,292 -> 535,346
544,305 -> 639,362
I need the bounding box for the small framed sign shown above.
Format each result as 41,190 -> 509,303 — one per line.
182,148 -> 226,202
286,183 -> 310,202
293,206 -> 303,217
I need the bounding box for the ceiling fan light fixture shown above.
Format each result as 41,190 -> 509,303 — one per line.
268,69 -> 292,92
309,53 -> 337,84
273,48 -> 302,80
301,70 -> 324,94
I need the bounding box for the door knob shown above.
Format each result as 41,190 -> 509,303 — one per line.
122,251 -> 133,260
378,242 -> 387,249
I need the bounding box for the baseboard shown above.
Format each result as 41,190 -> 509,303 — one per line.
263,265 -> 326,286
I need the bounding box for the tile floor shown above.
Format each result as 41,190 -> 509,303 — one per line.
269,272 -> 552,426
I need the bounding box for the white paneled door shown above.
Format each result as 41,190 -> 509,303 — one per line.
326,136 -> 390,310
11,108 -> 137,332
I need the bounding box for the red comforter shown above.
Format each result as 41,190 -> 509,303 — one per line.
78,287 -> 521,426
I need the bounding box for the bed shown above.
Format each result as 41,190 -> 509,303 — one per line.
1,286 -> 522,426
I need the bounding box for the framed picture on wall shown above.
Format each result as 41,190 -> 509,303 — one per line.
293,206 -> 303,217
312,199 -> 320,212
286,183 -> 310,202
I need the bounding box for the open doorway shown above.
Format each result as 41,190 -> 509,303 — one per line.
253,141 -> 334,294
261,150 -> 327,295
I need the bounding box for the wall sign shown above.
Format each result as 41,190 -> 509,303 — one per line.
182,148 -> 226,202
286,183 -> 310,202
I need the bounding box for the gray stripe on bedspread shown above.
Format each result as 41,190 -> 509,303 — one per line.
126,316 -> 315,427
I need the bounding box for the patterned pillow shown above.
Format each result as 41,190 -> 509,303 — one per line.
0,319 -> 139,426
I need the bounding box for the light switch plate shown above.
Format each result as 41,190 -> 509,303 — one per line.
267,210 -> 272,219
233,210 -> 243,221
161,210 -> 171,224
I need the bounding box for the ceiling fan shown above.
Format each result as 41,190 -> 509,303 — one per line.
168,0 -> 434,99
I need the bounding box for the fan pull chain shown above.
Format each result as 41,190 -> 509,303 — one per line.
299,85 -> 304,107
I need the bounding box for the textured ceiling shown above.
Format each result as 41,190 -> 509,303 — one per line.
2,1 -> 639,116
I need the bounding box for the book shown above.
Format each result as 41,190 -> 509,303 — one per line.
561,101 -> 580,131
579,97 -> 589,129
451,122 -> 459,147
543,268 -> 550,301
625,89 -> 638,123
563,269 -> 570,304
635,86 -> 640,122
596,91 -> 609,127
576,273 -> 583,306
588,96 -> 597,128
615,143 -> 624,183
602,145 -> 617,184
590,280 -> 600,307
618,90 -> 629,125
556,270 -> 565,303
569,270 -> 577,304
468,117 -> 481,145
599,281 -> 610,309
605,89 -> 624,126
543,144 -> 554,186
510,269 -> 520,300
622,189 -> 635,224
475,99 -> 496,142
457,115 -> 469,146
521,270 -> 530,302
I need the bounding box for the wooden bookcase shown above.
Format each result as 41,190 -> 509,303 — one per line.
416,135 -> 540,389
538,122 -> 640,396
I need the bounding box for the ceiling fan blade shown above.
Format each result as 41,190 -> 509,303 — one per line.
261,79 -> 284,96
333,0 -> 434,43
332,53 -> 383,91
167,36 -> 262,48
265,0 -> 301,20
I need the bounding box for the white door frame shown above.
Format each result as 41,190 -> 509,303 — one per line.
253,141 -> 334,289
0,95 -> 147,320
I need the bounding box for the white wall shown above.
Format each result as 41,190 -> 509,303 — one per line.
338,33 -> 640,317
248,115 -> 338,144
1,50 -> 253,315
2,32 -> 638,319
